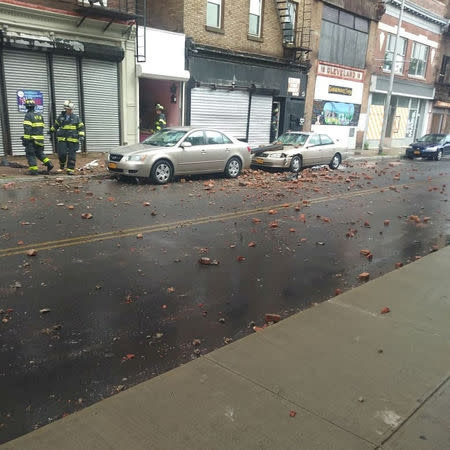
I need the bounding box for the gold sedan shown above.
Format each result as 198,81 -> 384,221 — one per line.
251,131 -> 343,173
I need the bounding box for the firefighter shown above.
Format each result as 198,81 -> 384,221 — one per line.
153,103 -> 167,133
22,99 -> 54,175
50,100 -> 85,175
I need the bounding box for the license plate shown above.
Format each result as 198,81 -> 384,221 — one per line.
108,162 -> 117,169
414,151 -> 420,155
254,157 -> 264,164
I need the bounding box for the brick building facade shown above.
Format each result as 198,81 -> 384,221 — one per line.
364,0 -> 448,148
430,0 -> 450,134
146,0 -> 310,145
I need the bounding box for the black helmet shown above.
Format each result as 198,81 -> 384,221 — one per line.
25,99 -> 36,110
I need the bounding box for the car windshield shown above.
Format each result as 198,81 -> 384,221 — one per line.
276,133 -> 308,145
143,130 -> 187,147
417,134 -> 445,143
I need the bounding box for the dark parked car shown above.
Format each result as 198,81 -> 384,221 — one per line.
405,134 -> 450,161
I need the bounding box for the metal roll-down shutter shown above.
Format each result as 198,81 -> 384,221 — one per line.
82,59 -> 120,152
52,55 -> 81,116
3,50 -> 51,155
248,94 -> 272,146
190,87 -> 250,141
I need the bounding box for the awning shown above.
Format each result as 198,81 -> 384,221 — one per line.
137,28 -> 190,82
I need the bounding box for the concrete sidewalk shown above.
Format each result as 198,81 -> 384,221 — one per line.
2,247 -> 450,450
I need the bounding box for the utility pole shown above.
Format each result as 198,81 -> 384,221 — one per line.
378,0 -> 406,155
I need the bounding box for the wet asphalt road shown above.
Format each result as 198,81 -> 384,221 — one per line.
0,158 -> 449,443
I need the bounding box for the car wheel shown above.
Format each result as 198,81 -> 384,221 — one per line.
435,149 -> 443,161
225,157 -> 242,178
150,160 -> 173,185
329,153 -> 341,169
289,155 -> 302,173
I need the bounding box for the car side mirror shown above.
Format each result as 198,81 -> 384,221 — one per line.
181,141 -> 192,149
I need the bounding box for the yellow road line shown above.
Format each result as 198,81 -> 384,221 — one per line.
0,181 -> 427,258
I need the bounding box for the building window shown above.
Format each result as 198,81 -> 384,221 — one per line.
206,0 -> 222,29
249,0 -> 262,36
383,34 -> 407,74
319,4 -> 369,69
408,42 -> 429,77
283,1 -> 297,43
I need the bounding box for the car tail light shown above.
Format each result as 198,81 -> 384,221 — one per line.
247,146 -> 252,153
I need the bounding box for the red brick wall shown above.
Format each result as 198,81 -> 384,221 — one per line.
409,0 -> 447,17
373,13 -> 442,85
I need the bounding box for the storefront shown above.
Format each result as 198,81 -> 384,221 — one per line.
0,2 -> 137,156
187,46 -> 308,146
365,75 -> 435,148
136,28 -> 190,142
430,101 -> 450,134
311,62 -> 365,149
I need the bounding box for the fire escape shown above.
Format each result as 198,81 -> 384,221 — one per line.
275,0 -> 311,64
74,0 -> 147,62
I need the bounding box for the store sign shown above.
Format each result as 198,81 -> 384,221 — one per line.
318,62 -> 364,82
313,100 -> 361,126
328,85 -> 352,96
17,90 -> 44,113
287,77 -> 301,96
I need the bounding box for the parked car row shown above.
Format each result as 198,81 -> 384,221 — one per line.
106,128 -> 449,184
106,128 -> 344,184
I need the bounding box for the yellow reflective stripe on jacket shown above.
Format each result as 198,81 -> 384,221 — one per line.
78,131 -> 85,136
31,135 -> 44,140
23,120 -> 33,126
62,125 -> 77,130
66,137 -> 79,143
34,141 -> 44,147
77,122 -> 84,129
57,137 -> 66,142
31,122 -> 44,127
23,134 -> 31,139
50,126 -> 55,132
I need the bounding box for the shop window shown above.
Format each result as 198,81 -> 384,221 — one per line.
319,4 -> 369,69
206,0 -> 222,29
249,0 -> 262,37
397,97 -> 409,108
408,42 -> 429,77
383,34 -> 407,74
372,93 -> 385,106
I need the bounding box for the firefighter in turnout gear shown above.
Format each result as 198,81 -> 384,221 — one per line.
153,103 -> 167,133
50,100 -> 85,175
22,99 -> 54,175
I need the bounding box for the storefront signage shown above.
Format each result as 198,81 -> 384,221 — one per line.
287,77 -> 301,96
318,62 -> 364,82
328,85 -> 352,96
17,90 -> 44,113
313,100 -> 361,126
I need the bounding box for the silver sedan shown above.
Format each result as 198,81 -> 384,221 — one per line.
107,127 -> 252,184
251,131 -> 343,173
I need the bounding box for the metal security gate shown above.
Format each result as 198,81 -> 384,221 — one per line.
248,94 -> 272,146
52,55 -> 81,117
0,79 -> 4,156
82,59 -> 120,152
190,87 -> 250,141
3,50 -> 51,155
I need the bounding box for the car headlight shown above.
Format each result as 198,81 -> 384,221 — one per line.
127,154 -> 147,161
268,152 -> 287,158
423,146 -> 437,152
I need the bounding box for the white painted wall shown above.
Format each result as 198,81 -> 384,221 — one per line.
137,28 -> 190,81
